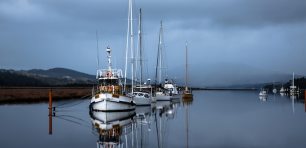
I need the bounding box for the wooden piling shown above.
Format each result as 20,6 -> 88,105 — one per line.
304,90 -> 306,113
48,89 -> 53,135
49,112 -> 52,135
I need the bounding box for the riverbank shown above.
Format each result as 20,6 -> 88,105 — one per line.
0,87 -> 92,104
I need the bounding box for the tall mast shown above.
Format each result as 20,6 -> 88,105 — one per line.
124,0 -> 131,93
139,8 -> 143,86
130,0 -> 134,93
155,21 -> 163,86
185,42 -> 188,91
158,21 -> 163,84
124,0 -> 134,93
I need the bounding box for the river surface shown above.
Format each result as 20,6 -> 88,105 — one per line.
0,90 -> 306,148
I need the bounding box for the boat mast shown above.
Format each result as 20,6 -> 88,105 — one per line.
124,0 -> 131,93
185,42 -> 188,92
130,0 -> 134,94
157,21 -> 164,84
124,0 -> 134,93
139,8 -> 143,86
154,21 -> 163,90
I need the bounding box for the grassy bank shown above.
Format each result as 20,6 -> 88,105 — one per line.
0,87 -> 92,104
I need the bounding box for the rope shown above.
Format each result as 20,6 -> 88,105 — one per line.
52,113 -> 98,137
53,114 -> 93,131
54,94 -> 91,108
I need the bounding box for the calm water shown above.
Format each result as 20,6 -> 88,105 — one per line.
1,91 -> 306,148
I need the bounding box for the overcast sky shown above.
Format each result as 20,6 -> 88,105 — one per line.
1,0 -> 306,84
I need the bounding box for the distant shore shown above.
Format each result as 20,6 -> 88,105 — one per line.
0,86 -> 261,104
192,88 -> 258,91
0,87 -> 92,104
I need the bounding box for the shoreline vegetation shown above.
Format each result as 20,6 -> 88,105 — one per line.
0,86 -> 258,104
0,86 -> 304,104
0,87 -> 92,104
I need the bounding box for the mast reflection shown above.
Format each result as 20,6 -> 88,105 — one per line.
183,96 -> 193,148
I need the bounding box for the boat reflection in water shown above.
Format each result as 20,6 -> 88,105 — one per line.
90,111 -> 136,148
89,100 -> 180,148
152,100 -> 180,148
183,95 -> 193,148
259,95 -> 268,102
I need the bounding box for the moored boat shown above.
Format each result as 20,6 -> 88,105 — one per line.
130,9 -> 152,106
259,89 -> 268,96
182,42 -> 193,100
280,86 -> 286,93
290,72 -> 299,97
164,79 -> 180,99
154,21 -> 179,101
130,87 -> 152,105
90,47 -> 135,112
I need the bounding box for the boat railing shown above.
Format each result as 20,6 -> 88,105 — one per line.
96,69 -> 123,79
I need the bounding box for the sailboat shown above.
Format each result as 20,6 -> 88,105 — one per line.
290,72 -> 298,98
280,85 -> 286,93
154,21 -> 179,101
90,47 -> 135,112
131,8 -> 152,106
259,89 -> 268,96
182,42 -> 193,99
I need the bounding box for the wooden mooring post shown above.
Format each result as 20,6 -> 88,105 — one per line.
48,89 -> 53,135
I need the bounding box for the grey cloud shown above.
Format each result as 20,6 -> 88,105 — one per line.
0,0 -> 305,86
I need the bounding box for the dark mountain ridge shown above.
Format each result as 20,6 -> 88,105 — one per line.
0,68 -> 96,87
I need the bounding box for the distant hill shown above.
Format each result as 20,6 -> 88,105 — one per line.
0,68 -> 96,87
26,68 -> 94,80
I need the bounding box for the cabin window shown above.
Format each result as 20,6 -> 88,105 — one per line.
99,79 -> 119,86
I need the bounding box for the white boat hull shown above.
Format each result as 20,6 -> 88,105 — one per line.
134,96 -> 152,106
90,93 -> 135,112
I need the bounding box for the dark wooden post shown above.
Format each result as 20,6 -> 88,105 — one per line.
48,89 -> 53,135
